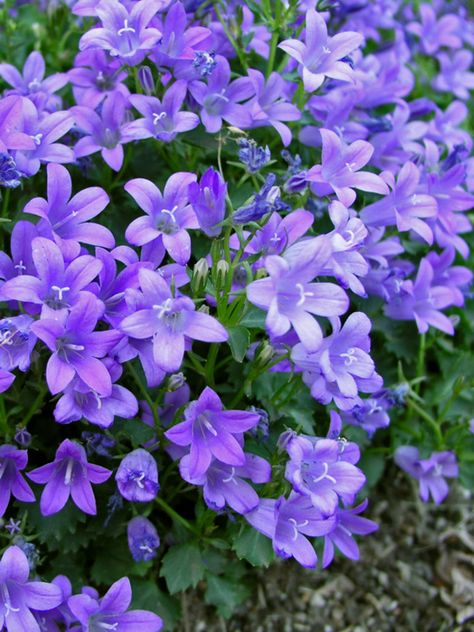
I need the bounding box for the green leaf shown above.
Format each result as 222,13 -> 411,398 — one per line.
205,574 -> 250,618
119,418 -> 156,446
160,543 -> 205,594
227,326 -> 251,363
359,451 -> 386,488
233,526 -> 274,567
130,578 -> 181,631
240,306 -> 266,329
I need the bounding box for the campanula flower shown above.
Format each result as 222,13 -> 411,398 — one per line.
69,49 -> 130,109
395,446 -> 458,504
0,96 -> 35,155
0,315 -> 37,373
0,153 -> 23,189
127,516 -> 160,561
433,50 -> 474,100
115,448 -> 159,502
407,4 -> 461,55
0,445 -> 35,517
233,173 -> 289,223
188,167 -> 227,237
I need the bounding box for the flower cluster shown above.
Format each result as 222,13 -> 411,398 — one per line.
0,0 -> 471,626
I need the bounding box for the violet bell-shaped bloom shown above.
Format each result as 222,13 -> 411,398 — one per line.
27,439 -> 112,516
124,173 -> 198,264
407,4 -> 461,55
31,292 -> 123,396
395,446 -> 458,504
0,153 -> 23,189
292,312 -> 383,411
306,129 -> 389,206
0,237 -> 103,318
67,577 -> 163,631
165,387 -> 260,479
127,80 -> 199,143
0,315 -> 37,373
285,436 -> 366,516
360,161 -> 438,244
127,516 -> 160,562
432,50 -> 474,100
188,167 -> 227,237
246,493 -> 336,568
246,236 -> 349,351
119,268 -> 227,373
23,163 -> 114,253
115,448 -> 159,502
189,56 -> 254,133
425,248 -> 473,308
0,445 -> 35,517
0,96 -> 35,156
0,546 -> 63,632
322,499 -> 378,568
71,92 -> 138,171
180,452 -> 272,514
384,258 -> 457,335
79,0 -> 162,66
278,9 -> 363,92
0,51 -> 68,111
0,220 -> 37,283
69,49 -> 130,109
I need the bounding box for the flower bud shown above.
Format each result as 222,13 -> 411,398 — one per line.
214,259 -> 230,290
167,372 -> 186,391
138,65 -> 155,95
254,341 -> 274,369
191,257 -> 209,294
188,168 -> 227,237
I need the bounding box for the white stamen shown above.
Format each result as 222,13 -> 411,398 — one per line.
14,260 -> 26,274
340,348 -> 357,366
200,415 -> 218,437
312,462 -> 337,485
161,205 -> 178,223
1,584 -> 20,617
269,232 -> 281,245
117,19 -> 135,36
135,472 -> 146,489
345,161 -> 356,172
222,467 -> 238,485
323,46 -> 331,54
51,285 -> 70,301
93,392 -> 103,410
64,459 -> 74,485
288,518 -> 309,541
64,343 -> 85,352
30,133 -> 43,146
153,298 -> 173,319
0,461 -> 6,479
296,283 -> 314,307
152,112 -> 167,125
97,623 -> 119,631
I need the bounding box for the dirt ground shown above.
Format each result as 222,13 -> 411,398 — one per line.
187,469 -> 474,632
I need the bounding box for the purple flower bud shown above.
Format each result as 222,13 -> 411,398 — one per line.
0,153 -> 23,188
115,448 -> 159,502
192,51 -> 217,77
127,516 -> 160,561
14,427 -> 32,448
138,65 -> 155,95
188,167 -> 227,237
238,139 -> 271,173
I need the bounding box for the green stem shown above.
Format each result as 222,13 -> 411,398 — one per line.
214,5 -> 249,72
407,397 -> 443,447
22,388 -> 48,426
414,333 -> 426,395
205,344 -> 219,388
126,363 -> 160,427
155,496 -> 200,536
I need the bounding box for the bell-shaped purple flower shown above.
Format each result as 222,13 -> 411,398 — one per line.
127,516 -> 160,561
115,448 -> 159,502
395,446 -> 458,504
27,439 -> 112,516
188,167 -> 227,237
69,50 -> 130,109
0,315 -> 37,373
0,445 -> 35,517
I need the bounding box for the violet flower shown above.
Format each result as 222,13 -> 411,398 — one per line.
31,292 -> 122,396
69,50 -> 130,109
425,248 -> 473,308
0,153 -> 23,189
432,50 -> 474,100
165,387 -> 260,479
0,445 -> 35,517
341,397 -> 391,436
68,577 -> 162,631
278,9 -> 363,92
127,80 -> 199,143
188,167 -> 227,237
322,499 -> 378,568
246,494 -> 336,568
189,56 -> 254,133
0,315 -> 37,373
124,173 -> 198,263
395,446 -> 458,504
306,129 -> 389,206
79,0 -> 162,66
27,439 -> 112,516
246,237 -> 348,350
0,96 -> 35,155
407,4 -> 461,55
23,163 -> 114,253
115,448 -> 159,502
0,220 -> 37,282
180,452 -> 272,514
0,545 -> 63,632
360,161 -> 438,244
119,268 -> 228,373
233,173 -> 289,224
127,516 -> 160,562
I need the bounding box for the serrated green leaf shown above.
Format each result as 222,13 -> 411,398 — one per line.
120,418 -> 156,446
160,543 -> 205,594
130,578 -> 181,631
227,326 -> 250,363
204,574 -> 250,618
233,526 -> 274,567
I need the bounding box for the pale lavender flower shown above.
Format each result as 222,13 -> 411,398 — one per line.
0,153 -> 23,189
27,439 -> 112,516
432,50 -> 474,100
0,445 -> 35,517
0,96 -> 35,155
127,516 -> 160,561
188,167 -> 227,237
407,4 -> 461,55
115,448 -> 159,502
69,50 -> 130,109
395,446 -> 458,504
0,315 -> 37,373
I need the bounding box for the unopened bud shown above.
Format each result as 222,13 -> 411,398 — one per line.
215,259 -> 230,290
254,341 -> 274,369
14,427 -> 32,448
191,258 -> 209,294
167,372 -> 186,391
138,65 -> 155,95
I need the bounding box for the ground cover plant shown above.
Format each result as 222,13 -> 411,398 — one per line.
0,0 -> 473,629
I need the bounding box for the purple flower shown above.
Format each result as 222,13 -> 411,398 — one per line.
341,396 -> 391,436
306,129 -> 389,206
0,237 -> 103,318
278,9 -> 363,92
188,167 -> 227,237
0,315 -> 37,373
322,500 -> 378,568
247,70 -> 300,147
0,51 -> 68,111
0,545 -> 63,632
0,96 -> 35,155
0,153 -> 23,189
115,448 -> 159,502
246,237 -> 348,350
233,173 -> 289,224
31,292 -> 122,396
395,446 -> 458,504
425,248 -> 473,308
124,173 -> 198,263
246,494 -> 336,568
0,445 -> 35,517
23,163 -> 114,253
237,138 -> 271,173
180,452 -> 271,514
165,387 -> 260,479
127,80 -> 199,143
119,269 -> 228,372
68,577 -> 162,631
189,56 -> 254,133
0,371 -> 15,394
127,516 -> 160,562
433,50 -> 474,100
407,4 -> 461,55
72,92 -> 137,171
285,436 -> 366,516
79,0 -> 162,66
385,258 -> 457,335
361,161 -> 438,244
0,220 -> 37,283
292,312 -> 383,411
69,50 -> 130,109
27,439 -> 112,516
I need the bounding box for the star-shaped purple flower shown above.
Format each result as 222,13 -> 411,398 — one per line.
0,445 -> 35,517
